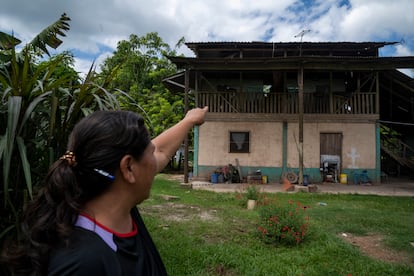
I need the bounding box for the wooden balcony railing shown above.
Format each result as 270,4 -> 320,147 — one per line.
197,91 -> 377,114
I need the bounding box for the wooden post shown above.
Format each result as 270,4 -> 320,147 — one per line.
298,66 -> 304,185
329,72 -> 333,113
184,69 -> 190,183
376,72 -> 380,114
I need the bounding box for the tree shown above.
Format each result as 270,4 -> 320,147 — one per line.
100,32 -> 185,137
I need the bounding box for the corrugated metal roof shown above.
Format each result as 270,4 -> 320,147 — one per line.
185,41 -> 398,49
184,41 -> 400,59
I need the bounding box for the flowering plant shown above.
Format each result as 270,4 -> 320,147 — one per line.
235,185 -> 264,207
257,200 -> 310,245
245,185 -> 259,200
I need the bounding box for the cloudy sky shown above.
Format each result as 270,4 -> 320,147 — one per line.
1,0 -> 413,76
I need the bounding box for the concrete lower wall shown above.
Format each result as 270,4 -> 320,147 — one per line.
196,121 -> 379,183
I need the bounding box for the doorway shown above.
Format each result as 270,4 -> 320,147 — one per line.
320,133 -> 343,182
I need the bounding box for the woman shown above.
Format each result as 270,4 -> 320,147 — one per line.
2,107 -> 208,275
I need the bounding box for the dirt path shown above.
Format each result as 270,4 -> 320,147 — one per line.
171,174 -> 414,197
339,233 -> 413,267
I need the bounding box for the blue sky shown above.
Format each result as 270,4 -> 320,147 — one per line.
1,0 -> 413,76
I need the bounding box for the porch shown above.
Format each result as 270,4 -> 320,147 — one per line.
197,91 -> 378,115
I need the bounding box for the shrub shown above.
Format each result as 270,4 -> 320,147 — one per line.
257,200 -> 310,245
245,185 -> 259,200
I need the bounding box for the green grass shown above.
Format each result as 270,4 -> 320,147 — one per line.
140,174 -> 414,275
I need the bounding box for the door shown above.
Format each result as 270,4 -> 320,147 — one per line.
320,133 -> 343,182
320,133 -> 342,156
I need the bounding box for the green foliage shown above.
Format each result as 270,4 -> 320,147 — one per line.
0,46 -> 74,206
245,185 -> 259,200
0,32 -> 21,51
101,32 -> 177,93
27,13 -> 70,57
100,32 -> 184,137
0,14 -> 134,248
0,18 -> 186,260
0,13 -> 70,62
0,16 -> 75,262
234,185 -> 267,207
257,200 -> 310,245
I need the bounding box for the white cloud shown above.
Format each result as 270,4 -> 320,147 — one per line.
395,44 -> 413,56
74,58 -> 95,79
1,0 -> 413,76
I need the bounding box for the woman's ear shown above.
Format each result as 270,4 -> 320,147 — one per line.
119,155 -> 136,183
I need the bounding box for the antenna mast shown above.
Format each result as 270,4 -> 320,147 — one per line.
294,29 -> 311,43
294,29 -> 311,56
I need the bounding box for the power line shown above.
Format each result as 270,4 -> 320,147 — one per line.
379,120 -> 414,126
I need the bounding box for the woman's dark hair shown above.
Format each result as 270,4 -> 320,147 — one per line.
2,110 -> 150,275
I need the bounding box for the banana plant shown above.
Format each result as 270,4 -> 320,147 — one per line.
0,13 -> 143,242
0,14 -> 71,238
50,62 -> 138,157
0,50 -> 72,207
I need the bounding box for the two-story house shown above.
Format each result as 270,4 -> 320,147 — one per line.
165,41 -> 414,184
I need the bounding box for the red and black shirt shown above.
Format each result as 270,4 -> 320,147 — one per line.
48,207 -> 167,275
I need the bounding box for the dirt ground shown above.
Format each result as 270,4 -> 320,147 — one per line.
339,233 -> 413,266
157,174 -> 414,267
188,176 -> 414,197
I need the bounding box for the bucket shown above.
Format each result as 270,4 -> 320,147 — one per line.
360,170 -> 369,183
303,175 -> 309,186
340,173 -> 347,184
261,175 -> 268,184
211,173 -> 218,183
353,173 -> 359,185
247,199 -> 256,210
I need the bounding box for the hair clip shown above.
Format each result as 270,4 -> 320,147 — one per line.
94,168 -> 115,181
60,151 -> 77,167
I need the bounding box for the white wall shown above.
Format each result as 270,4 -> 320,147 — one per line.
198,122 -> 283,168
198,121 -> 376,170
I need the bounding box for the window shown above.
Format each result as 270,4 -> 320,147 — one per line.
229,131 -> 250,153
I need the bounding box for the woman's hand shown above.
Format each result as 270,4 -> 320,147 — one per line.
183,106 -> 208,126
152,106 -> 208,172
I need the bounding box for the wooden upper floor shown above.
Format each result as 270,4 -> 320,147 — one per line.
195,70 -> 379,115
164,41 -> 414,119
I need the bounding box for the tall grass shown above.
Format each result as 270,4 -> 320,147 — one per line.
140,175 -> 414,275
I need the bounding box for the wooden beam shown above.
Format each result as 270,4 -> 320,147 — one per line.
184,69 -> 190,183
298,66 -> 304,185
205,112 -> 379,123
376,72 -> 380,114
169,56 -> 414,71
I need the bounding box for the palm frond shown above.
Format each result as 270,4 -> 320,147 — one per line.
26,13 -> 70,56
2,96 -> 22,204
0,31 -> 21,50
16,136 -> 32,199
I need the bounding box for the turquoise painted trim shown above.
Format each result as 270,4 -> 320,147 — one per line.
282,122 -> 288,173
198,166 -> 283,183
375,123 -> 381,182
302,168 -> 323,183
199,165 -> 379,184
342,169 -> 377,184
193,126 -> 199,175
291,168 -> 377,184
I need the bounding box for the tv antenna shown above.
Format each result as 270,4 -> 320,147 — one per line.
294,29 -> 311,42
294,29 -> 311,56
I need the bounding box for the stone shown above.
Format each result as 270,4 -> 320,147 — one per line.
159,194 -> 180,201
